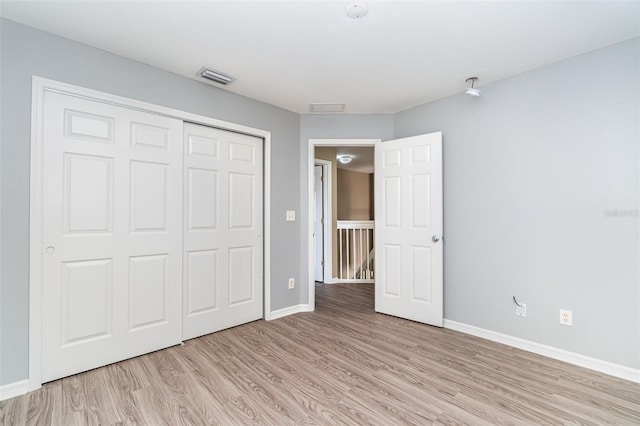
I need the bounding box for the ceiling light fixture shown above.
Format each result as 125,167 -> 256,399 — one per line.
346,2 -> 368,19
199,67 -> 236,85
338,155 -> 353,164
465,77 -> 481,96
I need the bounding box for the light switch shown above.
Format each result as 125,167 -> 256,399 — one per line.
286,210 -> 296,221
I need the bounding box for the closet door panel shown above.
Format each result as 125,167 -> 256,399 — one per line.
41,91 -> 183,382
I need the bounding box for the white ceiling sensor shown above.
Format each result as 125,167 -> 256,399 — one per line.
346,2 -> 368,19
309,103 -> 346,113
199,67 -> 236,85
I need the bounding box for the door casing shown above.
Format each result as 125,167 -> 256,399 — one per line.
29,77 -> 272,391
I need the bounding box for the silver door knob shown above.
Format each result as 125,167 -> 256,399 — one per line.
45,246 -> 55,254
432,235 -> 440,243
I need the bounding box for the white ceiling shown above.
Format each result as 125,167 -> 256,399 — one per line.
2,1 -> 639,114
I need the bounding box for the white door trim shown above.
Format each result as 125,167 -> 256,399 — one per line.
314,159 -> 332,283
29,76 -> 272,391
307,139 -> 379,311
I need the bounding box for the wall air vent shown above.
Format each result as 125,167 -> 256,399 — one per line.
309,103 -> 346,113
199,67 -> 236,85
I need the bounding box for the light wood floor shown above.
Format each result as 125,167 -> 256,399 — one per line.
2,283 -> 639,425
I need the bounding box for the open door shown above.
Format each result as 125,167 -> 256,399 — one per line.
374,132 -> 443,326
313,165 -> 324,282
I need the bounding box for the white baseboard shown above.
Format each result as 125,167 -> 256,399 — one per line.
444,320 -> 640,383
267,304 -> 311,320
0,379 -> 29,401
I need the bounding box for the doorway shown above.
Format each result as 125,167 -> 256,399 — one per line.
307,139 -> 379,310
307,134 -> 444,328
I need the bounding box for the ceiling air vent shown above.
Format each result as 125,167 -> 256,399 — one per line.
309,103 -> 345,113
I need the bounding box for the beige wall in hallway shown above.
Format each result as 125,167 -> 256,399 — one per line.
337,169 -> 374,220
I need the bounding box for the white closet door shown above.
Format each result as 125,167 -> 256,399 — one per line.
183,123 -> 263,340
41,91 -> 183,382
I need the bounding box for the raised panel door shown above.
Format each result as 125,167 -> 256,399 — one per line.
182,123 -> 263,340
374,132 -> 443,326
41,91 -> 182,382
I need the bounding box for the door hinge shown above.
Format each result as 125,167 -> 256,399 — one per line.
321,175 -> 325,182
321,217 -> 324,224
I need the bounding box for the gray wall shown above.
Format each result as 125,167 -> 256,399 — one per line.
395,38 -> 639,369
299,115 -> 394,302
0,19 -> 301,385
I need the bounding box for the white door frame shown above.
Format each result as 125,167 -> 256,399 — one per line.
307,139 -> 379,311
29,77 -> 272,391
314,159 -> 332,283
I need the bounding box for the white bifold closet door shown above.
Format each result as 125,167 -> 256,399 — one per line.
41,91 -> 183,383
182,122 -> 263,340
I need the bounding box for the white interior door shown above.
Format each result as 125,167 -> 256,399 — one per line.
314,165 -> 324,282
374,132 -> 443,326
41,91 -> 183,382
183,123 -> 263,340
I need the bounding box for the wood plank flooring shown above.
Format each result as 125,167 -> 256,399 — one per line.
2,283 -> 639,425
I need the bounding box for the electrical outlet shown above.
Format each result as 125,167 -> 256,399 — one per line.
288,278 -> 295,289
516,303 -> 527,317
560,309 -> 573,326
